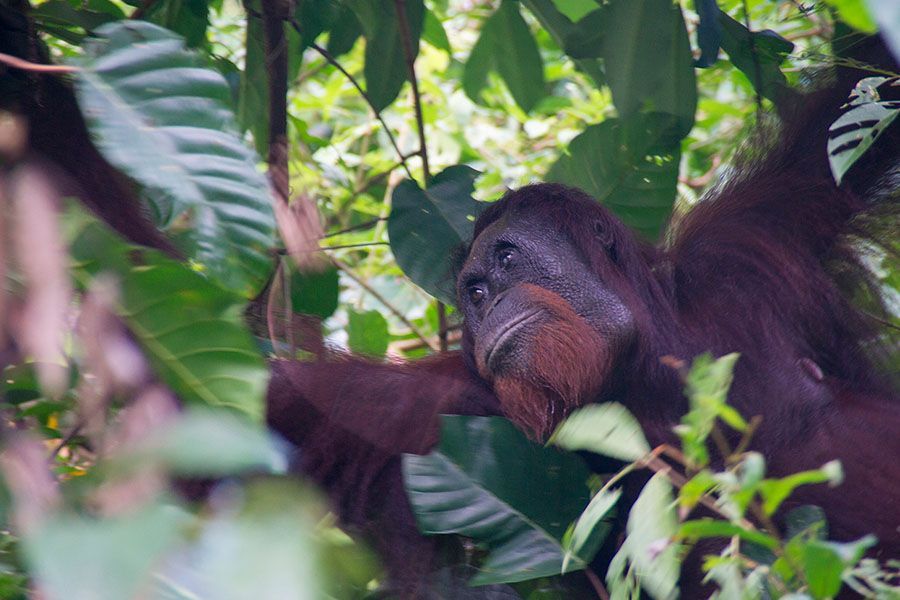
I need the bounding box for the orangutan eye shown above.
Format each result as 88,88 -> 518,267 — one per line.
468,286 -> 486,305
498,249 -> 514,269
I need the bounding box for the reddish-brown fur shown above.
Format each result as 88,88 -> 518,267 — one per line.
268,56 -> 899,594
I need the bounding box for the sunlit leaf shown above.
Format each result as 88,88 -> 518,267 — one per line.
550,402 -> 650,462
347,309 -> 389,357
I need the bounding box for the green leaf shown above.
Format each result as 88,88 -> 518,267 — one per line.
820,0 -> 877,33
142,0 -> 209,48
550,402 -> 650,462
563,487 -> 620,571
563,9 -> 605,59
598,0 -> 696,137
347,309 -> 389,357
547,113 -> 682,240
622,472 -> 680,600
388,165 -> 485,305
288,264 -> 340,319
548,0 -> 595,22
521,0 -> 605,87
116,409 -> 287,477
325,4 -> 362,57
784,505 -> 828,540
463,0 -> 547,112
800,542 -> 844,599
74,21 -> 277,298
349,0 -> 425,112
718,10 -> 794,104
422,8 -> 451,52
24,501 -> 188,600
693,0 -> 722,68
403,416 -> 594,585
828,77 -> 900,185
758,461 -> 843,516
678,519 -> 779,550
67,207 -> 269,421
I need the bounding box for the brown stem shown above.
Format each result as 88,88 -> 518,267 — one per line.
584,566 -> 610,600
0,52 -> 76,73
392,0 -> 447,350
130,0 -> 159,19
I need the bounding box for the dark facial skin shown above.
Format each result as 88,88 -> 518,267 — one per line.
456,209 -> 635,435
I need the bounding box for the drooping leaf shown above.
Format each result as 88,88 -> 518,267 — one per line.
463,0 -> 546,112
678,519 -> 779,550
718,10 -> 794,104
347,309 -> 389,357
563,487 -> 620,571
403,416 -> 595,585
828,77 -> 900,185
562,9 -> 605,59
599,0 -> 697,137
550,402 -> 650,462
67,206 -> 269,421
546,113 -> 682,240
620,472 -> 680,600
31,0 -> 122,39
325,4 -> 362,57
693,0 -> 723,67
422,8 -> 451,53
388,165 -> 485,305
521,0 -> 606,87
348,0 -> 425,112
73,21 -> 277,298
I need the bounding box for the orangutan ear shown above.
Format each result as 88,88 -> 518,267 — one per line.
593,220 -> 618,264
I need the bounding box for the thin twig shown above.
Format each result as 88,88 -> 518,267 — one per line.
323,217 -> 385,239
584,567 -> 610,600
301,36 -> 414,181
331,257 -> 438,351
0,53 -> 77,73
393,0 -> 449,352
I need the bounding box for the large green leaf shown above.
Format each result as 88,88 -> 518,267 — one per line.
142,0 -> 209,48
73,21 -> 276,297
463,0 -> 546,112
598,0 -> 696,137
521,0 -> 605,88
348,0 -> 424,112
67,206 -> 269,421
828,77 -> 900,185
547,113 -> 681,240
718,10 -> 794,104
403,416 -> 595,585
388,165 -> 485,305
